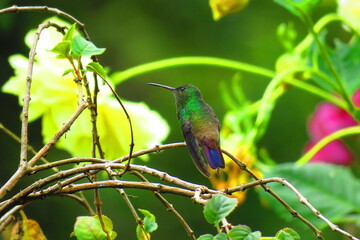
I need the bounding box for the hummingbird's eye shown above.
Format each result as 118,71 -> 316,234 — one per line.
179,87 -> 185,91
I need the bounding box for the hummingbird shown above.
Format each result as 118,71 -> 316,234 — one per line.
148,83 -> 225,177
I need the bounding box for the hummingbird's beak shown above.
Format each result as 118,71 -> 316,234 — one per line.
148,83 -> 176,91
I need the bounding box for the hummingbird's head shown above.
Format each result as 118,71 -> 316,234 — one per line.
172,84 -> 202,103
148,83 -> 202,104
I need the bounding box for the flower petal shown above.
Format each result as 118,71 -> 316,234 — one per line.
352,88 -> 360,108
305,140 -> 354,165
308,102 -> 357,140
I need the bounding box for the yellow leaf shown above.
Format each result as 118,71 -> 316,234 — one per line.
11,219 -> 47,240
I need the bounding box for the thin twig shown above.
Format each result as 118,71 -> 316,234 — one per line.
29,142 -> 186,173
0,6 -> 92,40
0,161 -> 215,224
28,101 -> 88,167
0,123 -> 58,171
0,22 -> 64,200
222,149 -> 324,239
99,77 -> 134,176
224,176 -> 360,240
0,205 -> 24,232
131,171 -> 197,240
102,163 -> 150,240
57,194 -> 95,215
31,161 -> 207,193
0,213 -> 14,233
24,180 -> 207,202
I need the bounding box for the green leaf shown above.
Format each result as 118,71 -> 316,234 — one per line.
274,0 -> 321,16
227,225 -> 261,240
73,215 -> 117,240
197,233 -> 227,240
64,23 -> 77,41
214,233 -> 227,240
87,62 -> 108,79
275,228 -> 300,240
138,209 -> 158,233
311,36 -> 360,95
203,194 -> 238,225
71,36 -> 106,56
63,69 -> 74,77
259,163 -> 360,229
73,216 -> 107,240
198,234 -> 215,240
136,224 -> 149,240
50,40 -> 71,56
96,215 -> 117,240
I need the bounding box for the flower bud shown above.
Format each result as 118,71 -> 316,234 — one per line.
209,0 -> 249,21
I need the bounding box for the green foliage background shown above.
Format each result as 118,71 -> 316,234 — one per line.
0,0 -> 351,239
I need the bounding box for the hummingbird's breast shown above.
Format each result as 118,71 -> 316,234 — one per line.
187,101 -> 220,141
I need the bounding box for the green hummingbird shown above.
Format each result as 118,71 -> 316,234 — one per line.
148,83 -> 225,177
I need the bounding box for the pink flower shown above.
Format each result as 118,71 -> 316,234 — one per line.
304,90 -> 360,165
304,140 -> 353,165
352,89 -> 360,108
308,102 -> 357,141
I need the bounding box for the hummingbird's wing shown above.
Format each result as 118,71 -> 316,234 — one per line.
199,138 -> 225,169
181,121 -> 210,177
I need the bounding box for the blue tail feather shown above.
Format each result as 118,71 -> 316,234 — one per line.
201,145 -> 225,169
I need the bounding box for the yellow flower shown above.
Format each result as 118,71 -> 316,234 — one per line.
210,134 -> 259,204
337,0 -> 360,34
209,0 -> 249,21
210,109 -> 262,204
2,17 -> 170,160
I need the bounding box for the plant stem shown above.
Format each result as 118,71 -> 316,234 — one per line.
113,56 -> 275,84
248,67 -> 307,144
296,12 -> 359,55
296,126 -> 360,165
291,3 -> 355,111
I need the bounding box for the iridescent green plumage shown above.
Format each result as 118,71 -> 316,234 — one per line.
148,83 -> 225,177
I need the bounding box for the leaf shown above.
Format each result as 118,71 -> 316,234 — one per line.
64,23 -> 77,41
63,69 -> 74,77
198,234 -> 215,240
138,209 -> 158,233
258,163 -> 360,229
136,224 -> 150,240
214,233 -> 228,240
94,215 -> 116,237
227,225 -> 261,240
274,0 -> 321,16
197,233 -> 227,240
329,38 -> 360,95
87,62 -> 108,79
50,40 -> 71,56
73,215 -> 117,240
71,36 -> 106,56
275,228 -> 300,240
308,35 -> 360,95
11,219 -> 47,240
203,194 -> 238,225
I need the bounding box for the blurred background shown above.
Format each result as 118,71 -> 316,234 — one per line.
0,0 -> 344,239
